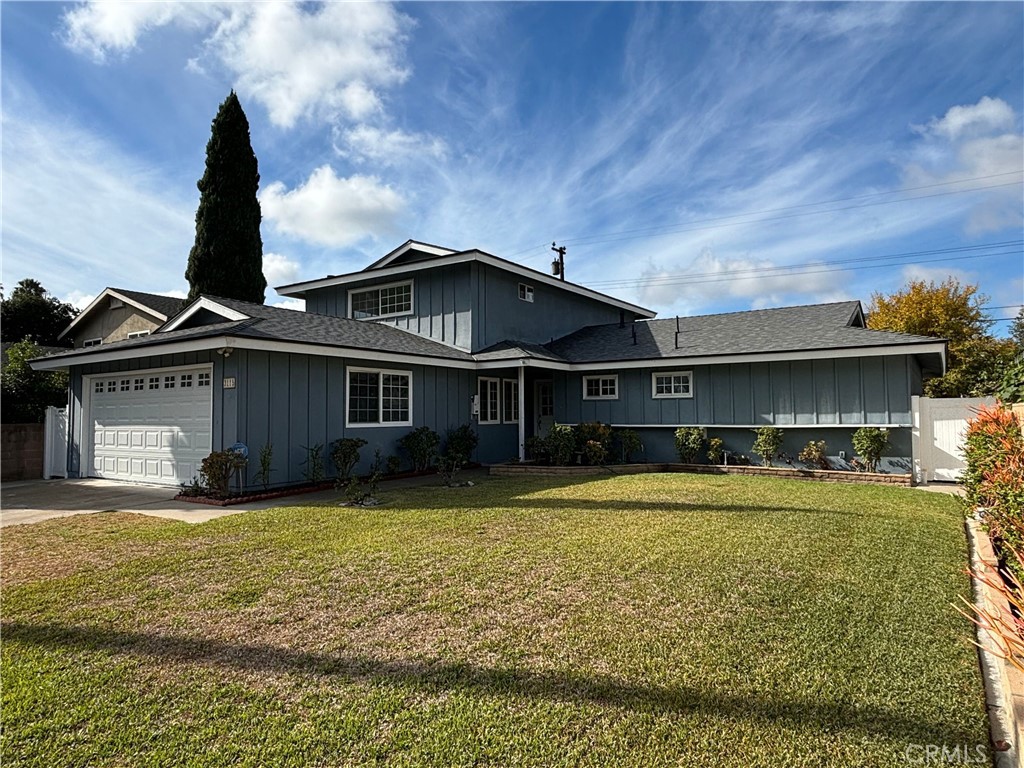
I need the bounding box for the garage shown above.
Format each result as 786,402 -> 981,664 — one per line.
87,366 -> 213,485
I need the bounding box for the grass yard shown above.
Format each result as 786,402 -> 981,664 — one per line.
1,474 -> 987,767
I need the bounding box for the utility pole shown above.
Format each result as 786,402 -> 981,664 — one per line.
551,242 -> 567,281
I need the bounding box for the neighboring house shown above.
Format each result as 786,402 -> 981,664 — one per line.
57,288 -> 185,349
31,240 -> 946,486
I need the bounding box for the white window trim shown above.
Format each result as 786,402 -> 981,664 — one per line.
345,366 -> 413,428
652,370 -> 694,399
126,330 -> 151,339
347,279 -> 414,321
82,338 -> 102,348
478,377 -> 501,425
583,374 -> 619,400
502,378 -> 519,424
518,283 -> 534,303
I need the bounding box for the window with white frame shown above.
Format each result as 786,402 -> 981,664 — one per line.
502,379 -> 519,423
347,368 -> 412,426
127,330 -> 150,339
478,377 -> 500,424
583,375 -> 618,400
349,281 -> 413,319
83,338 -> 102,348
518,283 -> 534,303
652,371 -> 693,399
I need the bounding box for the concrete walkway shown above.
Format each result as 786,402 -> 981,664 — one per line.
0,469 -> 490,528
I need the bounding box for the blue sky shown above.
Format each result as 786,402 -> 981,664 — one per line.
2,1 -> 1022,333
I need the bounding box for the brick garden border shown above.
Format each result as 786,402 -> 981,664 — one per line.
490,462 -> 912,486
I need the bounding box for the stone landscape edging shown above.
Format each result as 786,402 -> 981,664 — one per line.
489,462 -> 912,486
966,514 -> 1023,768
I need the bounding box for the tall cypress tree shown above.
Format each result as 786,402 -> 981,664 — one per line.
185,91 -> 266,304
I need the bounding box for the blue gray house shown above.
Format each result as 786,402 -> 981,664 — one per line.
33,240 -> 946,486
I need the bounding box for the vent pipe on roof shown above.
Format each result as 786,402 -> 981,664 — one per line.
675,316 -> 682,349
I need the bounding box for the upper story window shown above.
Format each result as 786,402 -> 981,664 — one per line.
583,375 -> 618,400
518,283 -> 534,303
127,330 -> 150,340
652,371 -> 693,399
348,280 -> 413,320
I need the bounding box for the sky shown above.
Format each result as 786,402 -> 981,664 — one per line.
2,1 -> 1022,334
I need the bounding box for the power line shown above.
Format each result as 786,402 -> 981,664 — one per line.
506,169 -> 1024,260
587,241 -> 1022,288
590,247 -> 1022,290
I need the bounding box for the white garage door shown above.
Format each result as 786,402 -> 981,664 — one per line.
88,366 -> 213,485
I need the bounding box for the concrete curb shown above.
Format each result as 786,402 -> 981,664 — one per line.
966,514 -> 1021,768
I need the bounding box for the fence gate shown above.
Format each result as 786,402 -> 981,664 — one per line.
911,396 -> 995,484
43,406 -> 68,479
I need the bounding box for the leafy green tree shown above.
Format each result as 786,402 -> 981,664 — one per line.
185,91 -> 266,304
0,279 -> 77,347
1010,308 -> 1024,349
1,339 -> 69,423
867,278 -> 1012,397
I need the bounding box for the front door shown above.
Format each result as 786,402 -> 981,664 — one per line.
535,380 -> 554,438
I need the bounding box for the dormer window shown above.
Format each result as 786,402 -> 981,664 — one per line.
518,283 -> 534,303
348,280 -> 413,319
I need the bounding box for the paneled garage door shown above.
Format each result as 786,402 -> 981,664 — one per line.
88,366 -> 213,485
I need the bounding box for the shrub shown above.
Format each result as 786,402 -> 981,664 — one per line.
751,427 -> 783,467
525,435 -> 548,462
577,422 -> 611,450
398,426 -> 440,472
963,404 -> 1024,580
386,455 -> 401,476
438,424 -> 479,485
615,429 -> 643,463
300,443 -> 325,483
330,437 -> 367,487
200,449 -> 248,499
547,424 -> 577,466
798,440 -> 829,470
582,440 -> 607,466
852,427 -> 889,473
706,437 -> 724,465
674,427 -> 705,463
253,443 -> 274,490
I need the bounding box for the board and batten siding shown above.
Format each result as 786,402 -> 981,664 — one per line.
303,264 -> 475,350
301,262 -> 636,353
220,350 -> 478,485
555,356 -> 919,427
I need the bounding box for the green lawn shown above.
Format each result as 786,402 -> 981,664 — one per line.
1,474 -> 987,767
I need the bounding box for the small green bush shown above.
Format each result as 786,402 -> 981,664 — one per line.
398,426 -> 440,472
852,427 -> 889,473
525,435 -> 548,462
582,440 -> 607,466
751,427 -> 783,467
674,427 -> 705,464
200,449 -> 248,499
615,429 -> 643,463
330,437 -> 367,486
798,440 -> 829,470
547,424 -> 577,466
300,443 -> 325,483
253,443 -> 274,490
438,424 -> 479,485
706,437 -> 724,465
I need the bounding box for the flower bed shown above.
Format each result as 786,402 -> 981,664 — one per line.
490,462 -> 912,486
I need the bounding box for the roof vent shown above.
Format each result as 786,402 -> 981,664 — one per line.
109,297 -> 124,309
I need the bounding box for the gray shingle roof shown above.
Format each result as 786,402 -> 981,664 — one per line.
474,340 -> 568,363
111,289 -> 186,319
546,301 -> 944,363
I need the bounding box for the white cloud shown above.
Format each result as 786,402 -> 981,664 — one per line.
917,96 -> 1016,141
269,297 -> 306,312
62,2 -> 222,61
62,2 -> 412,129
900,264 -> 974,286
260,166 -> 404,248
262,252 -> 301,287
63,290 -> 97,311
341,125 -> 447,165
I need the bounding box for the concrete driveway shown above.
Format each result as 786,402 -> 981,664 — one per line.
0,470 -> 489,528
